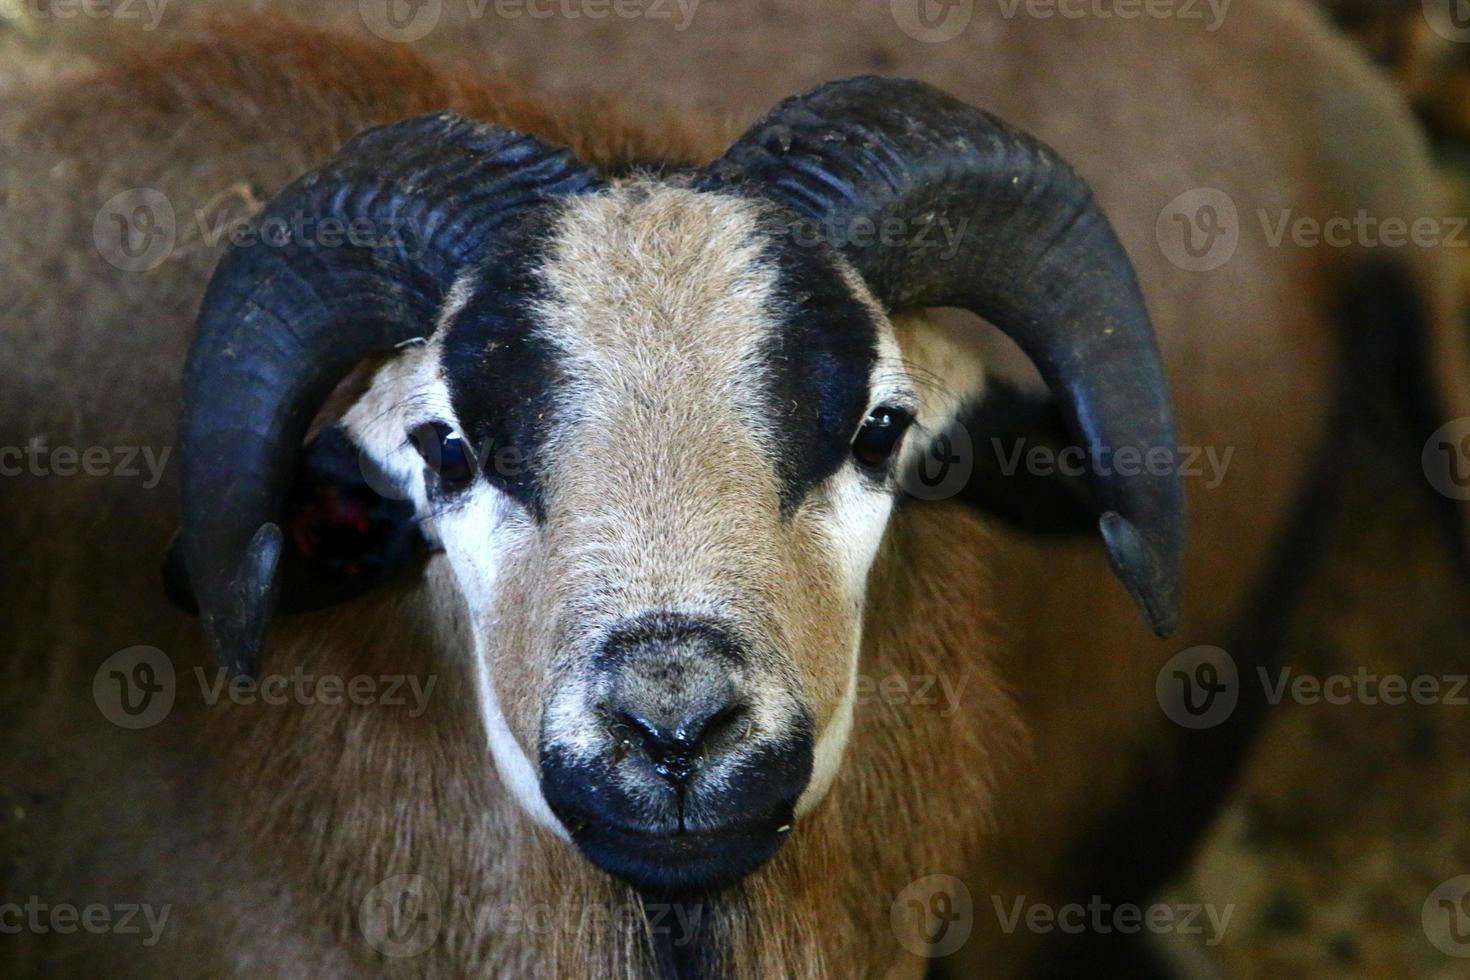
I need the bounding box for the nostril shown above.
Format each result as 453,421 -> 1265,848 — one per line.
613,710 -> 671,751
609,703 -> 749,784
699,702 -> 748,747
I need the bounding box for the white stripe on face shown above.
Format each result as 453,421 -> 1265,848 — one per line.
343,181 -> 932,831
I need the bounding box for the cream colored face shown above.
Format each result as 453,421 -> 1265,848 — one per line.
341,182 -> 977,887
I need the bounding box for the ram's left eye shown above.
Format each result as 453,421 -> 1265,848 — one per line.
851,407 -> 915,470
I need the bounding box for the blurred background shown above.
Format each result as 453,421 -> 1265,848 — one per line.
2,1 -> 1468,975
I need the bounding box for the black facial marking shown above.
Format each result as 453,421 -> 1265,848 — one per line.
439,211 -> 565,520
438,197 -> 880,522
756,216 -> 881,515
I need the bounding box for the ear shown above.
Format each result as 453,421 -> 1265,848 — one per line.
893,310 -> 1096,533
164,426 -> 427,615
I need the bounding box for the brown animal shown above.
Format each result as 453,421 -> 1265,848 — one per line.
2,2 -> 1465,977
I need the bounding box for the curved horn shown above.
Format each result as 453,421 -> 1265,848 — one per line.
699,76 -> 1184,637
181,113 -> 601,677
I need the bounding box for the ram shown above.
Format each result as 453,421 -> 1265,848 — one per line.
1,3 -> 1465,977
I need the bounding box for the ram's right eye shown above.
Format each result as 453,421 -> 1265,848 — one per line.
410,422 -> 476,492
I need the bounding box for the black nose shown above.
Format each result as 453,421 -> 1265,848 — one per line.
610,701 -> 746,784
599,616 -> 748,785
541,613 -> 815,894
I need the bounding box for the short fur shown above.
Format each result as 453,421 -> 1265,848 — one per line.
2,3 -> 1466,977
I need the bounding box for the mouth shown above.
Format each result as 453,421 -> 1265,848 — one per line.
565,811 -> 796,894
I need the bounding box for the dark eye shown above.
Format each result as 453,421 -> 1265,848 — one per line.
851,407 -> 915,471
410,422 -> 476,492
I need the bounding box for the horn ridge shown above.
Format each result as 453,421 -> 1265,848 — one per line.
180,113 -> 602,677
701,75 -> 1184,636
